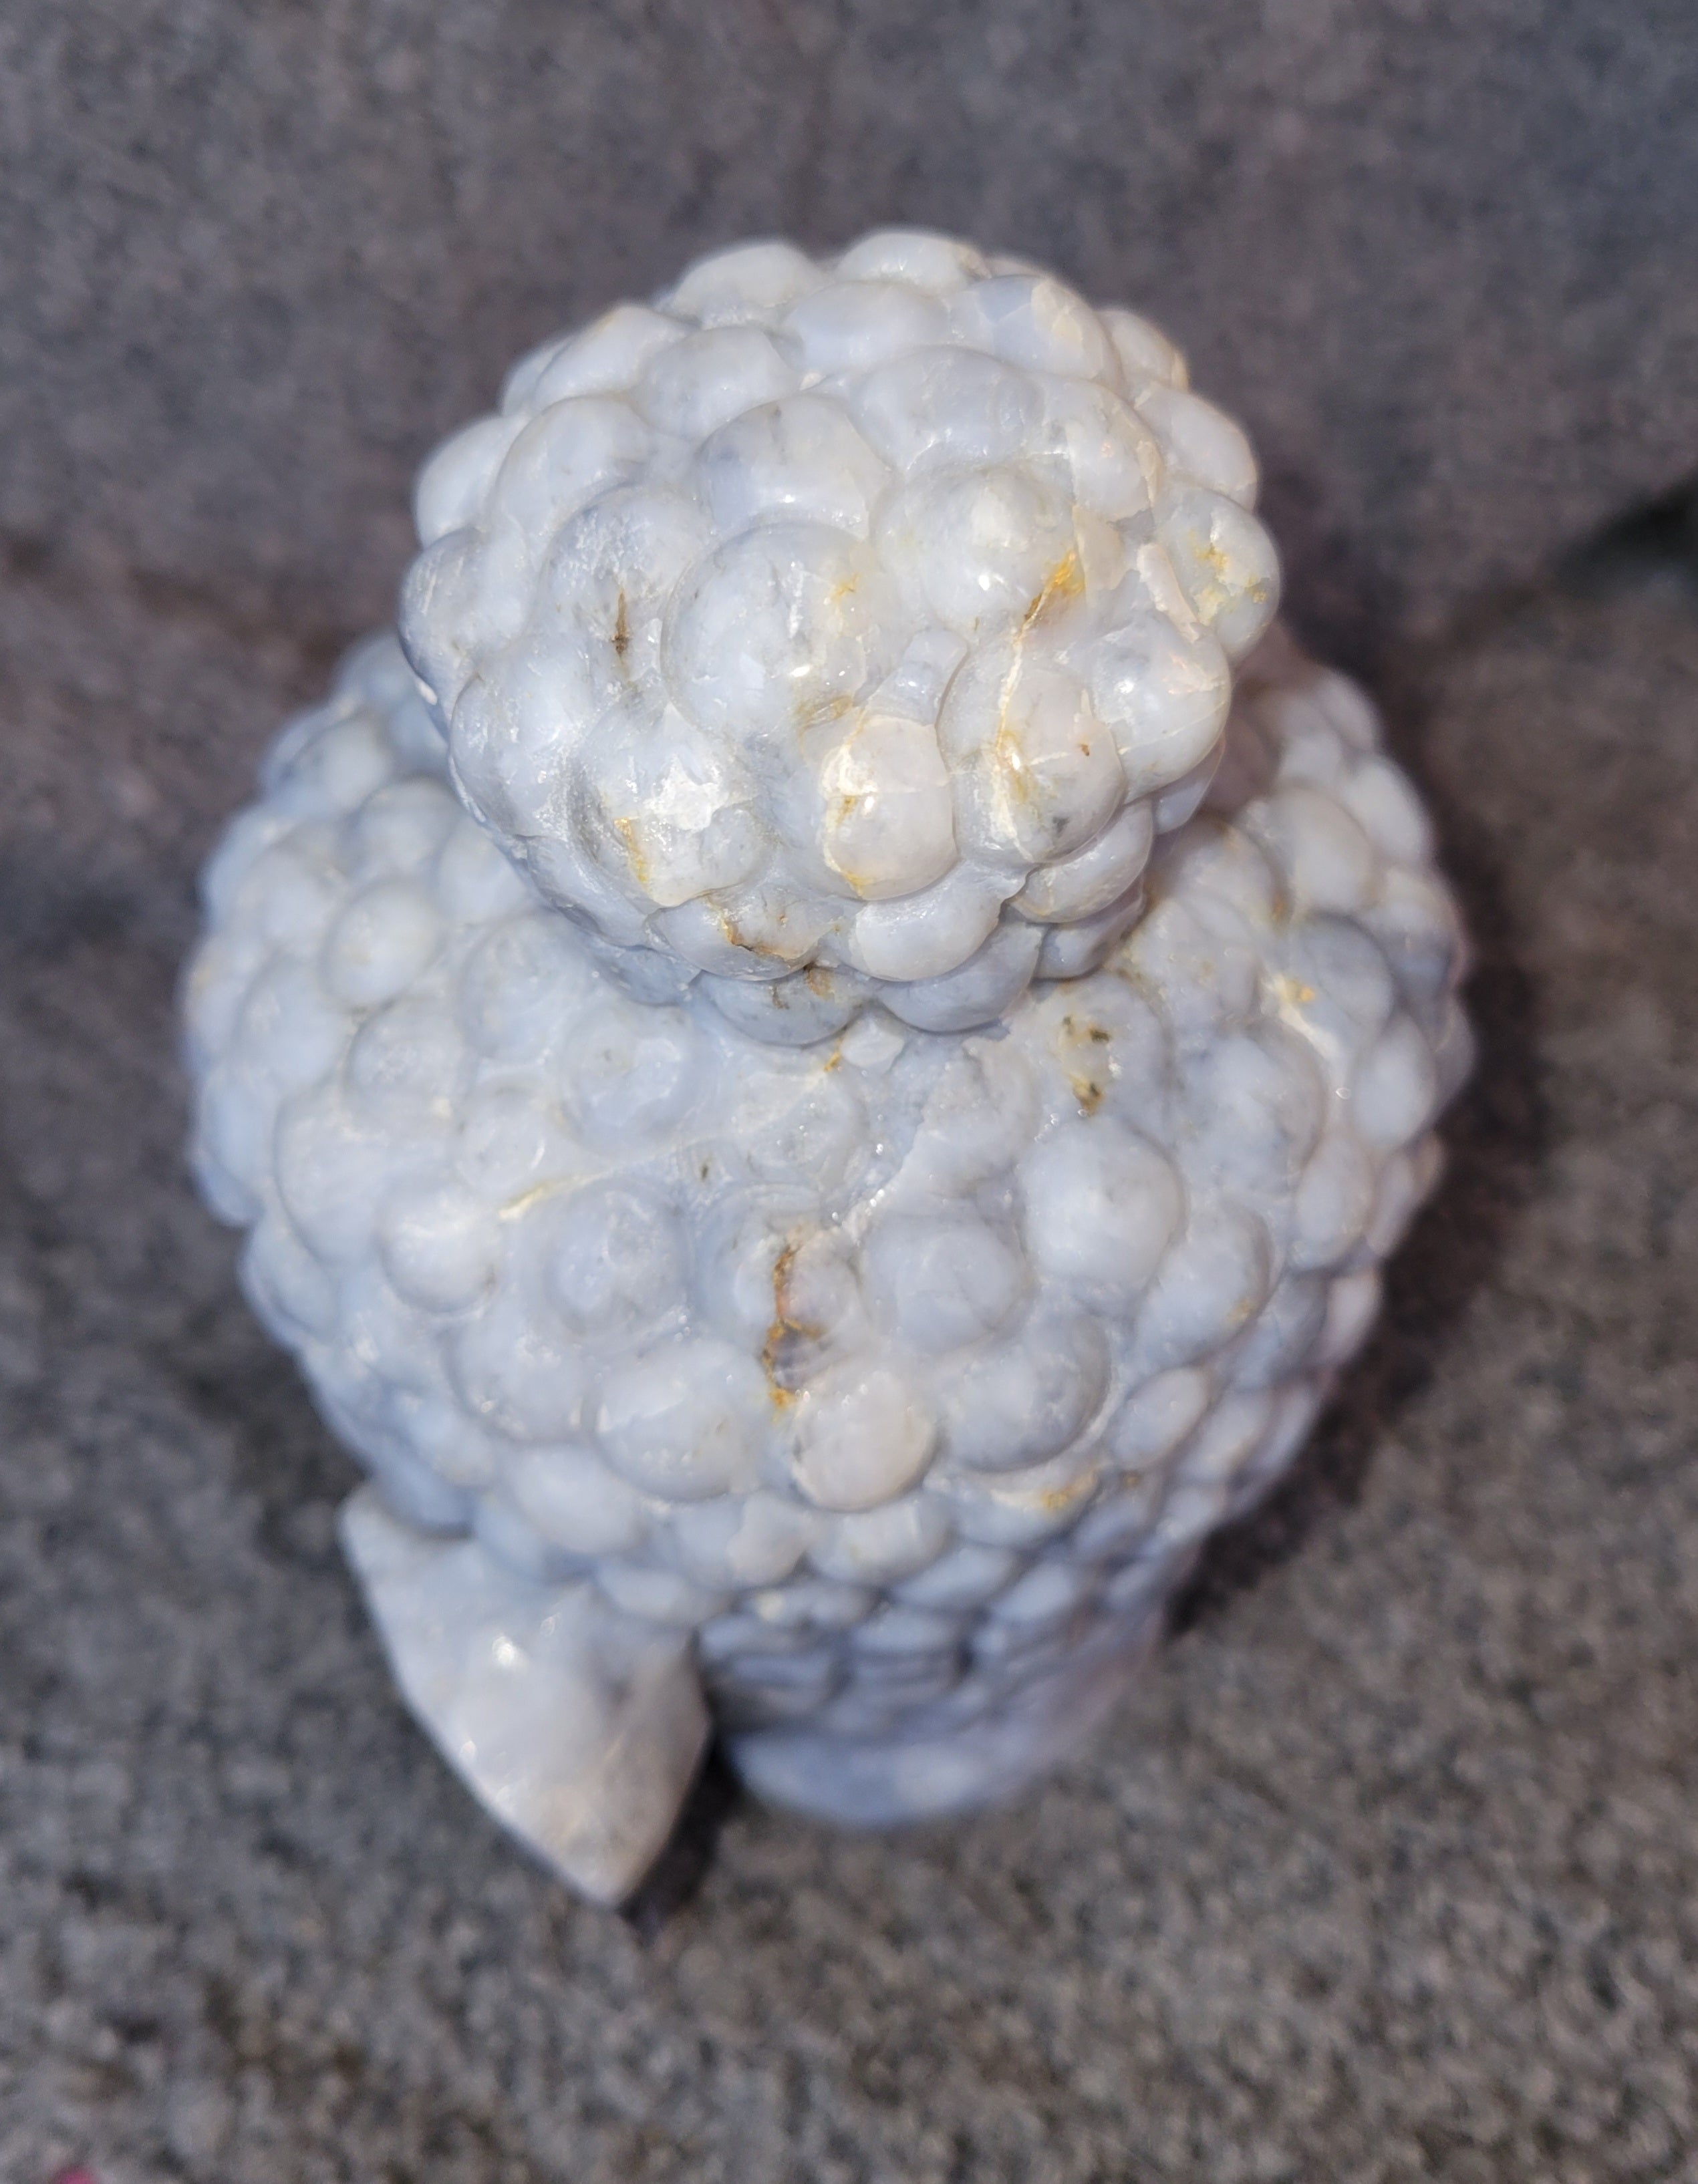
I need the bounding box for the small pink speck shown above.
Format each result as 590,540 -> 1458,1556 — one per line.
52,2170 -> 98,2184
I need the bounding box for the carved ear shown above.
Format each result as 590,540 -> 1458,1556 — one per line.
339,1487 -> 709,1905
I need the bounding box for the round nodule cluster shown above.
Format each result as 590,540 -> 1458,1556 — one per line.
186,622 -> 1469,1777
399,231 -> 1280,1042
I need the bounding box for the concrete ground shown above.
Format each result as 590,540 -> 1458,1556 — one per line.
1,474 -> 1696,2178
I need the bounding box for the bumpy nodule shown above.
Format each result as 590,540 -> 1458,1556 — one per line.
399,232 -> 1281,1040
184,233 -> 1469,1903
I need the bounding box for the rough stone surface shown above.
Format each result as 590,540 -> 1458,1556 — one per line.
396,233 -> 1278,1025
181,608 -> 1463,1873
5,3 -> 1698,670
3,486 -> 1696,2171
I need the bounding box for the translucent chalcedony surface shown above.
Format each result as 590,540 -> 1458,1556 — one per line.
184,612 -> 1469,1900
399,232 -> 1280,1041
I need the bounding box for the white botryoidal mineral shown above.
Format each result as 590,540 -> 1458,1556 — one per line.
399,230 -> 1278,1042
184,233 -> 1469,1905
